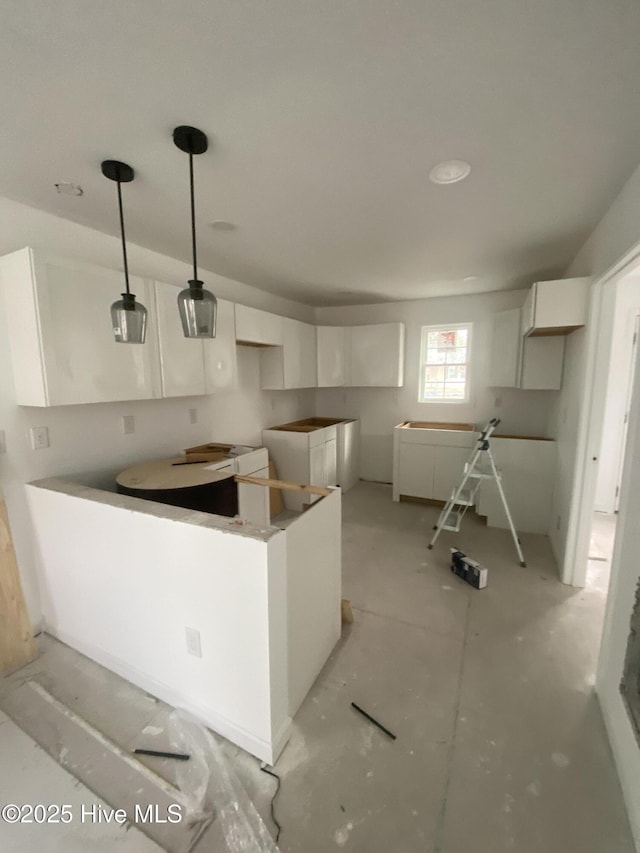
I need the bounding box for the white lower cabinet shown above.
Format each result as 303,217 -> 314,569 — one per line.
476,436 -> 556,535
262,423 -> 338,511
393,422 -> 477,502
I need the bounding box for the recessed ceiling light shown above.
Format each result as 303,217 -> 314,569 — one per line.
429,160 -> 471,185
209,220 -> 236,231
463,275 -> 478,282
54,182 -> 83,196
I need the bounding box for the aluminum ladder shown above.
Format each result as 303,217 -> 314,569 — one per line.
427,418 -> 526,567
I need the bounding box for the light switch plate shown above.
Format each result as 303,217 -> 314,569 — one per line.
0,430 -> 5,453
121,415 -> 135,435
188,408 -> 198,425
185,627 -> 202,658
30,426 -> 50,450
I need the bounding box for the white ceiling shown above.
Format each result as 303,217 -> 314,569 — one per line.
1,1 -> 639,306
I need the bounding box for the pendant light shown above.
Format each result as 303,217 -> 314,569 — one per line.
101,160 -> 148,344
173,125 -> 217,338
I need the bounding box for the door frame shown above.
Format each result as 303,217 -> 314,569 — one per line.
562,240 -> 640,586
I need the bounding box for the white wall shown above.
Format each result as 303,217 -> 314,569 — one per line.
0,197 -> 314,631
314,292 -> 558,482
27,481 -> 290,763
596,333 -> 640,848
545,158 -> 640,847
595,275 -> 640,512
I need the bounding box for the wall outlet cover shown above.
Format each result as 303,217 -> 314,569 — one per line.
189,408 -> 198,425
30,426 -> 50,450
185,627 -> 202,658
121,415 -> 135,435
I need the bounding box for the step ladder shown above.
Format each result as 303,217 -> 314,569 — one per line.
428,418 -> 526,567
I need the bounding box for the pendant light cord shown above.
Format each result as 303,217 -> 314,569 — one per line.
116,177 -> 131,296
189,149 -> 198,282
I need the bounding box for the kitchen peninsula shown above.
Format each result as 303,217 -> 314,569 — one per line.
26,473 -> 341,763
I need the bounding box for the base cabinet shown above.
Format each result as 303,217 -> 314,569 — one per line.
262,424 -> 338,512
476,436 -> 556,534
393,423 -> 476,502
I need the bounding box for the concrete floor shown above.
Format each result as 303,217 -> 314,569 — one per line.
0,483 -> 635,852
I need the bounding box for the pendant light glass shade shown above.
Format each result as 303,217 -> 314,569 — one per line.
173,125 -> 217,338
101,159 -> 147,344
177,280 -> 217,338
111,292 -> 148,344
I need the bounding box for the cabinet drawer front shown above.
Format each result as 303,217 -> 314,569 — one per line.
236,448 -> 269,475
397,428 -> 476,448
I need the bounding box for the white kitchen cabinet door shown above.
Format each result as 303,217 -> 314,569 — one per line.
154,280 -> 206,397
519,336 -> 564,390
238,466 -> 270,526
0,248 -> 160,406
489,309 -> 521,387
284,319 -> 317,388
317,326 -> 347,387
235,304 -> 283,345
432,446 -> 470,502
522,278 -> 589,336
261,319 -> 317,389
204,298 -> 238,391
396,443 -> 436,499
336,419 -> 360,491
324,438 -> 338,487
349,323 -> 405,387
309,443 -> 326,504
477,437 -> 555,534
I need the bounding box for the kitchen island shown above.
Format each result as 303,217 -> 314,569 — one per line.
26,475 -> 341,763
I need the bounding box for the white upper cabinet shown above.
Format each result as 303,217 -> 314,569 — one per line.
489,306 -> 564,390
204,298 -> 238,392
260,318 -> 317,389
489,309 -> 521,387
284,318 -> 317,388
348,322 -> 405,387
317,326 -> 348,387
521,277 -> 589,336
154,280 -> 206,397
1,248 -> 160,406
235,304 -> 283,346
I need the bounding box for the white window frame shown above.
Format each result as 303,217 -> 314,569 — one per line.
418,322 -> 472,404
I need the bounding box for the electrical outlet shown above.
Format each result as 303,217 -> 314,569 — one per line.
188,408 -> 198,425
0,430 -> 5,453
121,415 -> 135,435
30,426 -> 50,450
185,627 -> 202,658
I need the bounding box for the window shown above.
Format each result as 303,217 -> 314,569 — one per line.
418,323 -> 472,403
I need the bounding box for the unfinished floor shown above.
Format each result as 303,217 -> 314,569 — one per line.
1,482 -> 634,853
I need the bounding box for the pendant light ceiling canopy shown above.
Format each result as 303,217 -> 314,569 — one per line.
173,125 -> 217,339
101,159 -> 147,344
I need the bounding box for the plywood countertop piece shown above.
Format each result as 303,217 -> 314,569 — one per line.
116,458 -> 235,491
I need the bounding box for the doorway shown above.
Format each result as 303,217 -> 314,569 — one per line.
563,255 -> 640,589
